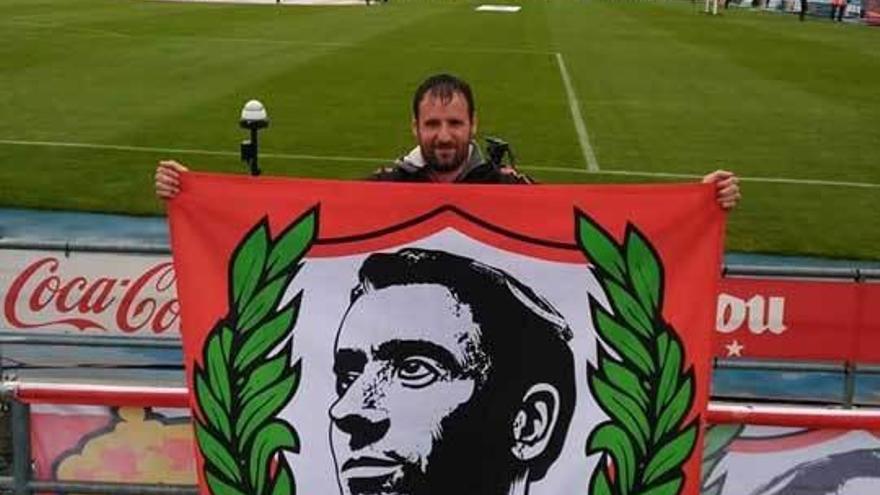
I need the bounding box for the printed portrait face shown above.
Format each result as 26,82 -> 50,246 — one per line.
329,284 -> 485,495
328,249 -> 577,495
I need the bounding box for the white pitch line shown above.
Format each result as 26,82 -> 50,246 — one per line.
0,139 -> 386,164
519,166 -> 880,189
3,21 -> 556,56
555,52 -> 599,172
2,138 -> 878,189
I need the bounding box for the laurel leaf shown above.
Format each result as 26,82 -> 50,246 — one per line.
270,461 -> 296,495
702,454 -> 725,487
578,212 -> 697,495
590,374 -> 648,455
235,303 -> 296,372
656,334 -> 682,412
601,352 -> 649,411
241,351 -> 290,406
205,326 -> 233,412
196,371 -> 231,441
702,473 -> 727,495
238,275 -> 289,332
639,476 -> 682,495
232,220 -> 269,315
625,227 -> 662,315
195,421 -> 240,484
249,420 -> 300,495
590,461 -> 616,495
237,366 -> 298,448
643,423 -> 696,485
206,469 -> 246,495
703,424 -> 742,459
587,424 -> 635,495
578,214 -> 626,284
605,278 -> 653,338
701,424 -> 742,487
267,210 -> 316,280
595,308 -> 654,376
655,375 -> 693,443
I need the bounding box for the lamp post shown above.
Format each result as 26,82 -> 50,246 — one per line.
240,99 -> 269,176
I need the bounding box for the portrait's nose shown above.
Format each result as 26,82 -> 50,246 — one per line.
330,383 -> 390,451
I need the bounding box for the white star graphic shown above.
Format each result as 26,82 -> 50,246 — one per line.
725,339 -> 744,357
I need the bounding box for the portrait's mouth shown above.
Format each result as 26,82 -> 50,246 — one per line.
342,458 -> 407,495
341,456 -> 402,479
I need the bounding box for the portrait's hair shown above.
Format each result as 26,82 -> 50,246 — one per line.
412,73 -> 476,122
351,248 -> 575,482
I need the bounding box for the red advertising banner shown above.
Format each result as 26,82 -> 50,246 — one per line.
168,173 -> 723,495
713,278 -> 880,362
857,282 -> 880,363
2,248 -> 877,365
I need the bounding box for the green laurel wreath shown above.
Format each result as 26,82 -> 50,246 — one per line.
577,211 -> 699,495
193,209 -> 317,495
700,424 -> 743,495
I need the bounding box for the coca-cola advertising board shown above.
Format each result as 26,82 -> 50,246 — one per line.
3,248 -> 879,362
0,250 -> 180,338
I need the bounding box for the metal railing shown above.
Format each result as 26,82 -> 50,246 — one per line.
1,239 -> 879,493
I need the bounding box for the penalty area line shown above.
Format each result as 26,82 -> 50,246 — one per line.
0,139 -> 387,164
555,52 -> 599,172
2,138 -> 877,189
520,166 -> 880,189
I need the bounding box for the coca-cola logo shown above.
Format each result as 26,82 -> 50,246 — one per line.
716,293 -> 786,335
3,257 -> 180,334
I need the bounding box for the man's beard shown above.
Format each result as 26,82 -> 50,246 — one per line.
423,143 -> 470,173
351,391 -> 517,495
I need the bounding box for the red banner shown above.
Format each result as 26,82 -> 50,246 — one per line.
168,173 -> 723,495
713,278 -> 880,362
2,249 -> 876,364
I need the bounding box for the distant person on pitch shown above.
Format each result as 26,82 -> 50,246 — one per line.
830,0 -> 846,21
155,73 -> 741,210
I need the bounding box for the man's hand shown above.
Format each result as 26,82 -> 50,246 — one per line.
702,169 -> 741,211
155,160 -> 189,200
499,166 -> 534,184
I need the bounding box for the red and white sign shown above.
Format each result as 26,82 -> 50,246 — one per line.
0,251 -> 180,337
2,250 -> 877,363
713,278 -> 880,362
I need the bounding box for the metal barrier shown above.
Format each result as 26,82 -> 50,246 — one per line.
2,238 -> 879,493
2,382 -> 880,495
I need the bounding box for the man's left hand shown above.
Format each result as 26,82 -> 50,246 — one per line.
702,169 -> 741,211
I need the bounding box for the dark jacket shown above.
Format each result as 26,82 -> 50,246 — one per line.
369,144 -> 532,184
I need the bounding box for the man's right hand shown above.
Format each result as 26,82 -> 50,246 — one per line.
155,160 -> 189,200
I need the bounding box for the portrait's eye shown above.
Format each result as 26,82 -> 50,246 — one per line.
335,372 -> 360,396
397,357 -> 441,388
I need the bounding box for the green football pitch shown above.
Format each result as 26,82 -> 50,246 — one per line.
1,0 -> 878,259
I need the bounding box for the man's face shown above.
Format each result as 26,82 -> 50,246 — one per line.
412,92 -> 476,173
329,284 -> 488,495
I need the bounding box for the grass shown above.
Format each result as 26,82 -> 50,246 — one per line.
0,0 -> 878,259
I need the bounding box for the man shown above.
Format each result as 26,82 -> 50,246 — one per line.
330,248 -> 575,495
154,74 -> 741,209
